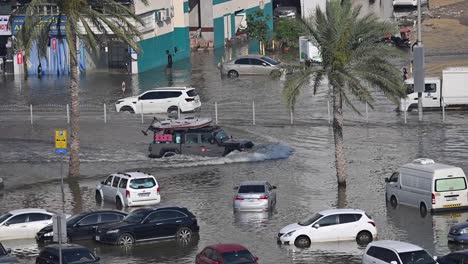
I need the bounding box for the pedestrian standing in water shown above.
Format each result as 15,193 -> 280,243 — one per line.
403,67 -> 409,81
165,50 -> 173,74
121,81 -> 126,96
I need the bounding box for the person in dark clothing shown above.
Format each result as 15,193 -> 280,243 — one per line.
166,50 -> 173,69
402,67 -> 409,81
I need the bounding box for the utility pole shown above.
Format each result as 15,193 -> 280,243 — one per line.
414,0 -> 425,121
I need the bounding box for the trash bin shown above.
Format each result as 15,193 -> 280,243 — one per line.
4,59 -> 13,74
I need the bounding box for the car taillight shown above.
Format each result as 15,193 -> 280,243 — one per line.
258,196 -> 269,200
157,187 -> 160,194
368,221 -> 376,227
185,98 -> 195,102
432,193 -> 436,204
234,196 -> 244,200
126,190 -> 130,198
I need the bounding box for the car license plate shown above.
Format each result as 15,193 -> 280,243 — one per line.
138,193 -> 150,197
451,213 -> 462,218
95,236 -> 100,241
446,197 -> 458,201
444,203 -> 461,208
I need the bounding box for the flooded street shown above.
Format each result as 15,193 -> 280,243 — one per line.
1,1 -> 468,263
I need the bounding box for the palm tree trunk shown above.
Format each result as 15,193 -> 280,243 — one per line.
68,34 -> 80,177
333,88 -> 346,187
23,59 -> 28,80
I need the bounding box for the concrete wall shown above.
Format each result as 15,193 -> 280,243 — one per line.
301,0 -> 326,19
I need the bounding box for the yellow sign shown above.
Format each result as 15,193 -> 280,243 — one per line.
55,130 -> 67,149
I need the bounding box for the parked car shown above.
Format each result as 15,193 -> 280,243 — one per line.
0,208 -> 62,240
273,6 -> 298,19
0,242 -> 17,264
277,209 -> 377,248
94,207 -> 199,246
115,87 -> 201,114
36,244 -> 100,264
385,158 -> 468,216
362,240 -> 437,264
95,171 -> 161,209
448,221 -> 468,244
145,117 -> 254,158
438,250 -> 468,264
218,55 -> 282,77
233,181 -> 277,211
36,210 -> 127,244
195,244 -> 258,264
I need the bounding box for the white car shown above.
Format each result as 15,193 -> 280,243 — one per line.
115,87 -> 201,114
277,209 -> 377,248
0,208 -> 57,240
362,240 -> 437,264
95,171 -> 161,209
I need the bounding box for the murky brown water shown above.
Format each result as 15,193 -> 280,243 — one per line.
1,1 -> 468,263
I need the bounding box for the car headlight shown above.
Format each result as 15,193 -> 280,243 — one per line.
106,229 -> 119,234
460,228 -> 468,234
44,232 -> 53,237
284,230 -> 296,237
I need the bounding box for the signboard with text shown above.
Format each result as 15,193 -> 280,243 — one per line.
55,130 -> 67,154
0,15 -> 10,36
12,15 -> 67,36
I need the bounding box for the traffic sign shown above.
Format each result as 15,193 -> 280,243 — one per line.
52,38 -> 57,51
17,52 -> 23,65
55,130 -> 67,153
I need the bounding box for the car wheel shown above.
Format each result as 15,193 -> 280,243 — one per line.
390,195 -> 398,208
356,231 -> 373,245
294,235 -> 311,248
228,70 -> 239,78
176,227 -> 193,240
117,233 -> 134,246
167,106 -> 179,114
116,197 -> 123,210
120,106 -> 134,113
95,191 -> 102,204
420,203 -> 428,217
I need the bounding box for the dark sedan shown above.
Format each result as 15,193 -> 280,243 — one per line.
36,244 -> 99,264
438,250 -> 468,264
36,210 -> 126,244
95,206 -> 199,246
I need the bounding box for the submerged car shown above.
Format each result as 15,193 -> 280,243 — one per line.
362,240 -> 437,264
196,244 -> 258,264
233,181 -> 277,212
145,117 -> 254,158
448,221 -> 468,244
438,250 -> 468,264
218,55 -> 282,78
36,244 -> 100,264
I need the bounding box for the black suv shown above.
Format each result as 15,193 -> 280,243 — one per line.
95,207 -> 199,246
36,210 -> 127,244
36,244 -> 99,264
148,125 -> 254,158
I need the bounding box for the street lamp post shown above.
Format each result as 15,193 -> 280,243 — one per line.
414,0 -> 425,121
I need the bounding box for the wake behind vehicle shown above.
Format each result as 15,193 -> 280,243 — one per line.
144,117 -> 254,158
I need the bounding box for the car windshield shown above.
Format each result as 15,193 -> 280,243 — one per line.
298,213 -> 323,226
129,178 -> 156,189
0,213 -> 12,224
435,177 -> 467,192
64,249 -> 97,263
215,130 -> 229,142
261,57 -> 279,65
222,250 -> 255,264
238,185 -> 265,193
398,250 -> 436,264
123,211 -> 147,223
66,213 -> 87,225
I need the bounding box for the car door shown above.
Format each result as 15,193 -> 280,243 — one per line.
250,58 -> 271,75
182,133 -> 203,156
25,213 -> 53,238
233,58 -> 250,75
308,214 -> 339,242
200,133 -> 224,157
137,91 -> 159,113
197,248 -> 215,264
147,210 -> 186,239
72,214 -> 99,241
337,214 -> 360,240
101,175 -> 114,200
423,82 -> 440,108
117,178 -> 128,204
364,246 -> 393,264
162,91 -> 182,112
110,176 -> 121,200
1,214 -> 29,239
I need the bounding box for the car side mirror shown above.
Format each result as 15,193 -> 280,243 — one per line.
384,177 -> 389,183
233,186 -> 239,190
6,248 -> 11,254
101,180 -> 105,184
390,261 -> 397,264
313,224 -> 320,228
262,63 -> 267,66
255,256 -> 259,261
272,186 -> 277,189
433,256 -> 438,261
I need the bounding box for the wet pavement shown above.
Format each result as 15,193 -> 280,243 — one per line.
1,1 -> 468,263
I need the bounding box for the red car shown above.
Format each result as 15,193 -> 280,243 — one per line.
195,244 -> 258,264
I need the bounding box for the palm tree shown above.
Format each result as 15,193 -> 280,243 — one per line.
21,0 -> 147,177
283,0 -> 406,187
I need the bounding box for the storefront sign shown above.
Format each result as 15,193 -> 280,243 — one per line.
12,15 -> 67,36
0,15 -> 10,36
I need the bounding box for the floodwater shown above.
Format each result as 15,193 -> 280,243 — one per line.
1,1 -> 468,264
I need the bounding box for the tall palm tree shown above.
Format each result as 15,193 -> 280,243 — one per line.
283,0 -> 406,187
21,0 -> 147,177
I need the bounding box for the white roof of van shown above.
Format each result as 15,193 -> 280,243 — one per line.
369,240 -> 424,253
443,67 -> 468,73
401,162 -> 459,173
404,77 -> 440,83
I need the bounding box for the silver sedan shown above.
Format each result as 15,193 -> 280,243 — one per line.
233,181 -> 277,211
219,55 -> 282,78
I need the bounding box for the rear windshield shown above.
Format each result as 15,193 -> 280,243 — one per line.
261,57 -> 280,65
398,250 -> 436,264
221,250 -> 255,264
435,177 -> 467,192
64,249 -> 97,263
187,89 -> 198,97
298,213 -> 323,226
238,185 -> 265,193
129,178 -> 156,189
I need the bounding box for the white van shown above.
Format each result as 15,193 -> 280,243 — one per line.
385,158 -> 468,215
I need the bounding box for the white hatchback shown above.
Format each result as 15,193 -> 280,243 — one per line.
95,172 -> 161,209
362,240 -> 437,264
0,208 -> 57,240
115,87 -> 201,114
277,209 -> 377,248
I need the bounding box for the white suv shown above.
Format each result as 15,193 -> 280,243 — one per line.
115,87 -> 201,114
277,209 -> 377,248
95,172 -> 161,209
362,240 -> 437,264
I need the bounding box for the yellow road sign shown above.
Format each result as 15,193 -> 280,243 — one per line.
55,130 -> 67,149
